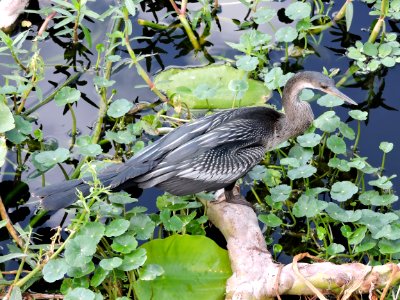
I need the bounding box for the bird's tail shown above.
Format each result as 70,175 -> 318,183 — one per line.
31,173 -> 116,211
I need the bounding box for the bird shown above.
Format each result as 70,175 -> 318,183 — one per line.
33,71 -> 357,211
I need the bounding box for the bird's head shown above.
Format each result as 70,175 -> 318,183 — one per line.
293,71 -> 357,105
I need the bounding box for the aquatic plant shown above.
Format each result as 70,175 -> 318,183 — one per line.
0,0 -> 400,299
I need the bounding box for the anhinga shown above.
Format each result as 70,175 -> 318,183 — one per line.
33,71 -> 357,210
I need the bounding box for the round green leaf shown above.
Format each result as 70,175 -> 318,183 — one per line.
368,176 -> 394,190
275,27 -> 298,43
54,87 -> 81,106
381,56 -> 396,67
288,144 -> 313,165
363,42 -> 378,56
328,158 -> 351,172
119,248 -> 147,271
105,219 -> 130,237
287,165 -> 316,180
94,76 -> 115,88
107,99 -> 133,118
285,2 -> 311,20
339,122 -> 355,140
133,235 -> 231,300
270,184 -> 291,202
253,7 -> 276,24
378,43 -> 392,58
357,210 -> 398,233
65,287 -> 95,300
0,101 -> 15,133
293,195 -> 328,218
330,181 -> 358,202
326,243 -> 345,255
90,267 -> 109,287
379,141 -> 393,153
317,94 -> 344,107
314,111 -> 340,132
5,115 -> 32,144
65,236 -> 97,267
236,55 -> 259,72
34,148 -> 70,169
130,214 -> 155,240
297,133 -> 322,148
325,203 -> 361,222
43,258 -> 69,283
99,257 -> 123,270
111,232 -> 138,253
109,191 -> 138,204
373,224 -> 400,240
258,213 -> 282,227
348,110 -> 368,121
378,239 -> 400,254
326,135 -> 346,154
347,47 -> 365,60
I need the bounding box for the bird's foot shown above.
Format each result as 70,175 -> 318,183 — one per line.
225,194 -> 253,208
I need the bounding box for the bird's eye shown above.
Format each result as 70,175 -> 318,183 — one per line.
320,84 -> 328,89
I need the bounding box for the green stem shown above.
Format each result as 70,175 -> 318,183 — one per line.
68,103 -> 77,149
178,14 -> 201,51
123,11 -> 168,102
137,19 -> 169,30
22,72 -> 83,116
368,0 -> 388,43
333,0 -> 352,22
353,120 -> 361,152
380,152 -> 386,174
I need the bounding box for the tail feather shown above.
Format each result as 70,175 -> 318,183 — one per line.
32,179 -> 89,211
32,172 -> 117,211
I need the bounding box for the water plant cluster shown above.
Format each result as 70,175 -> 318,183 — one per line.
0,0 -> 399,299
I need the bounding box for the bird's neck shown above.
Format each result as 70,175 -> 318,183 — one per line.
279,77 -> 314,139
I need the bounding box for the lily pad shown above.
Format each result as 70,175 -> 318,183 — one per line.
154,65 -> 271,109
133,235 -> 231,300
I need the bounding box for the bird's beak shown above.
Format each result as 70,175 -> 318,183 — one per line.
324,86 -> 358,106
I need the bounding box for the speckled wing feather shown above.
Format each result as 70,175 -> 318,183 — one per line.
129,107 -> 283,194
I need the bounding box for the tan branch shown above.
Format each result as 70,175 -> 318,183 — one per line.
200,190 -> 400,299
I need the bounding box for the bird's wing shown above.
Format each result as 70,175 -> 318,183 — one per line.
110,107 -> 281,188
108,109 -> 239,187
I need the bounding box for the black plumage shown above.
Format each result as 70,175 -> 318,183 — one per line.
33,71 -> 357,210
